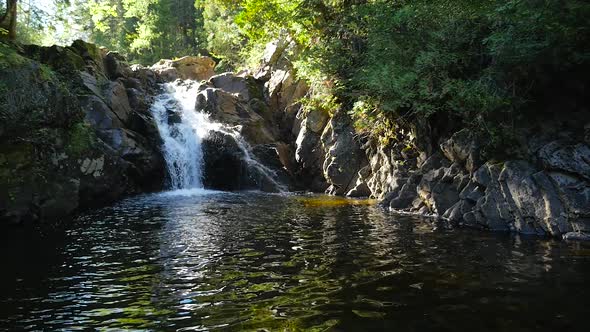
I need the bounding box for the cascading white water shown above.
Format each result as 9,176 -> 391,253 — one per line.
150,80 -> 287,192
150,81 -> 209,189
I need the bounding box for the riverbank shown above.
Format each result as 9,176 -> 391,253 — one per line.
1,38 -> 589,241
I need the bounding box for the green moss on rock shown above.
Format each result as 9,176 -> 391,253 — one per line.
66,122 -> 96,156
0,42 -> 28,69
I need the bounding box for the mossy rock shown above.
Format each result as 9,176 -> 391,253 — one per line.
0,42 -> 28,70
66,122 -> 96,157
0,49 -> 83,139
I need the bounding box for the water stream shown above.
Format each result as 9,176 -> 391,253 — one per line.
150,80 -> 285,192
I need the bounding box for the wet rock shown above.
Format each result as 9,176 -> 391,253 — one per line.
201,131 -> 249,191
563,232 -> 590,241
201,132 -> 286,192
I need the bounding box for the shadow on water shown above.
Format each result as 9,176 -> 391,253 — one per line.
1,191 -> 590,331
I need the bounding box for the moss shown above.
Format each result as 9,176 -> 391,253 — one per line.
65,122 -> 96,156
0,42 -> 29,70
71,40 -> 102,64
59,47 -> 86,71
38,64 -> 54,81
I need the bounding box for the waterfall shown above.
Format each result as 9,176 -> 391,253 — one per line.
150,81 -> 208,190
150,80 -> 287,192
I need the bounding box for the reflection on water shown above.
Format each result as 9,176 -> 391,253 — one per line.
1,192 -> 590,331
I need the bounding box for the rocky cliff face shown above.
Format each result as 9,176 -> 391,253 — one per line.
3,38 -> 588,241
0,40 -> 166,224
373,127 -> 590,241
239,38 -> 590,241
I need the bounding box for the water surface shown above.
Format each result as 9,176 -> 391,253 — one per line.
1,191 -> 589,331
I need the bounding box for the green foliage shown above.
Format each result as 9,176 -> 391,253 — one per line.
312,0 -> 590,153
302,92 -> 340,117
7,0 -> 590,156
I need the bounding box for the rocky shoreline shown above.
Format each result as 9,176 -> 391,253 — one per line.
1,39 -> 589,241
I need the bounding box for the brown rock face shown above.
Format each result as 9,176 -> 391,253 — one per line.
151,56 -> 216,81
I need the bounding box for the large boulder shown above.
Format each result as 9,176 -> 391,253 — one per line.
151,56 -> 216,82
201,131 -> 287,192
196,74 -> 278,145
201,131 -> 250,190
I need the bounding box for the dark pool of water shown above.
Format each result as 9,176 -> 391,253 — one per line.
1,190 -> 590,331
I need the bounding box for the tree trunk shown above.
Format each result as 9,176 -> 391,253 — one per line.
0,0 -> 18,40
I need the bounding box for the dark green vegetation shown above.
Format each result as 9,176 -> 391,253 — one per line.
201,0 -> 590,155
4,0 -> 589,154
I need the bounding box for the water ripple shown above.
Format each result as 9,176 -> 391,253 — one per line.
1,193 -> 590,331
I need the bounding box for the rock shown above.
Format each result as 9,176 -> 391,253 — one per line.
320,111 -> 368,195
471,187 -> 512,231
104,51 -> 131,80
151,56 -> 216,81
440,129 -> 481,173
210,73 -> 263,101
201,131 -> 286,192
254,33 -> 294,80
548,172 -> 590,231
538,141 -> 590,181
417,166 -> 461,215
347,180 -> 371,197
388,173 -> 421,209
459,180 -> 484,203
563,232 -> 590,241
251,143 -> 293,185
443,200 -> 475,223
499,161 -> 570,235
201,131 -> 249,190
104,80 -> 133,124
1,40 -> 165,225
196,82 -> 277,145
81,95 -> 122,130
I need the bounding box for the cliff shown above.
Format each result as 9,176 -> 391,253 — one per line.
226,38 -> 590,241
2,38 -> 589,242
0,40 -> 166,224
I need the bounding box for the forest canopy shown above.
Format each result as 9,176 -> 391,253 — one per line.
2,0 -> 590,151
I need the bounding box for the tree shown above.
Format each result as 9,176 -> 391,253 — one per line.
0,0 -> 18,40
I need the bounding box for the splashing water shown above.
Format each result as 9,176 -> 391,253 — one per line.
150,81 -> 208,189
150,80 -> 286,192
